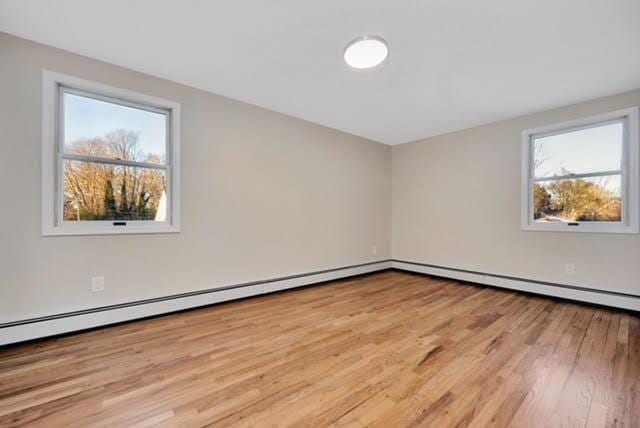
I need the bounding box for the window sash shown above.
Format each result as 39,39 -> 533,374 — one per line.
56,85 -> 173,227
530,117 -> 625,181
59,158 -> 170,226
59,86 -> 171,167
530,173 -> 623,224
528,172 -> 627,227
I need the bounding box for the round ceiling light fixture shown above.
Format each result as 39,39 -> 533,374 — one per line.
343,36 -> 388,70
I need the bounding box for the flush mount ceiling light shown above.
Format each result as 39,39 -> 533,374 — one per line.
343,36 -> 388,70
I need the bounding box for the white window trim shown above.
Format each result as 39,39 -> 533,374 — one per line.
42,70 -> 182,236
521,107 -> 639,234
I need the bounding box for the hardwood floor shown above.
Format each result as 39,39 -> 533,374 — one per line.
0,271 -> 638,427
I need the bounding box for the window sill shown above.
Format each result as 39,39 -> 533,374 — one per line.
42,225 -> 181,237
521,223 -> 638,234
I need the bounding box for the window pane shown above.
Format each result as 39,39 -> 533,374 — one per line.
63,92 -> 167,164
63,160 -> 167,222
533,122 -> 623,178
533,175 -> 621,222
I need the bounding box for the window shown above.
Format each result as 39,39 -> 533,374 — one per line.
42,71 -> 181,236
521,107 -> 639,234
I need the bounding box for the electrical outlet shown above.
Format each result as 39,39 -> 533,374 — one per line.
91,276 -> 105,292
564,263 -> 576,275
371,245 -> 377,255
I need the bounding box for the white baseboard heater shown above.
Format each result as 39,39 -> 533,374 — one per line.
392,260 -> 640,312
2,259 -> 638,346
0,261 -> 391,346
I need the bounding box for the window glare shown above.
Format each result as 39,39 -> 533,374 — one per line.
63,92 -> 167,165
533,122 -> 623,178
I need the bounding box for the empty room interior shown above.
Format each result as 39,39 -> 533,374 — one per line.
1,1 -> 640,426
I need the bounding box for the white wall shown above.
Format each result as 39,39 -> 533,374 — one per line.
392,89 -> 640,297
0,34 -> 391,324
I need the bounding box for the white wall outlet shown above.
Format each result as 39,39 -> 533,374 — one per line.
91,276 -> 105,292
564,263 -> 576,275
371,245 -> 377,255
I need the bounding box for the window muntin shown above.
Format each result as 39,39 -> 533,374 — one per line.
522,107 -> 639,234
42,70 -> 180,236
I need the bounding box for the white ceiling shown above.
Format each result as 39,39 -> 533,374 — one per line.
1,0 -> 639,145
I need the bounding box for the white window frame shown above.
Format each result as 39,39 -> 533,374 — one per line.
521,107 -> 639,234
42,70 -> 181,236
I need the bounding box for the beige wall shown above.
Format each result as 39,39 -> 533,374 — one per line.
2,32 -> 638,326
0,34 -> 392,323
392,89 -> 640,296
